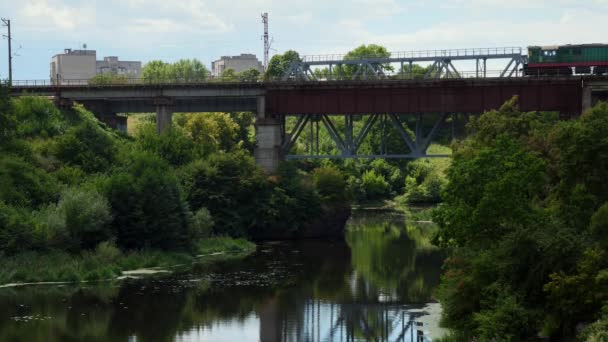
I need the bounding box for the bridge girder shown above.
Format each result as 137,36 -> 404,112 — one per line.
281,112 -> 452,159
282,47 -> 528,81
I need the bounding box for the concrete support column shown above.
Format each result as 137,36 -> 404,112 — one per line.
154,97 -> 174,134
582,86 -> 592,114
254,96 -> 282,173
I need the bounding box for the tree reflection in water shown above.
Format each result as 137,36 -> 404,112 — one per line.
0,210 -> 445,341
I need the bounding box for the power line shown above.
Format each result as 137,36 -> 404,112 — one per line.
1,18 -> 12,84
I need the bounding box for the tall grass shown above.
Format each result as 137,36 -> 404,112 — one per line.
0,237 -> 255,285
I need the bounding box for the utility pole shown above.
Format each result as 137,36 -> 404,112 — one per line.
261,12 -> 269,71
1,18 -> 11,84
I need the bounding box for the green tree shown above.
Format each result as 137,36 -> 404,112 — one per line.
180,151 -> 270,237
265,50 -> 302,80
361,170 -> 390,201
313,167 -> 347,203
11,96 -> 64,138
0,82 -> 14,144
88,72 -> 129,85
36,188 -> 112,251
0,155 -> 59,208
433,99 -> 608,339
220,68 -> 238,80
135,123 -> 195,166
240,68 -> 261,81
338,44 -> 393,79
102,151 -> 193,250
142,60 -> 169,82
142,59 -> 209,83
0,202 -> 41,255
54,121 -> 117,173
183,113 -> 239,153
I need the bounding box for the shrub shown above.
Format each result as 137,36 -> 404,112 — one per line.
103,151 -> 193,250
180,151 -> 269,237
361,170 -> 390,200
36,188 -> 112,251
11,96 -> 64,138
473,287 -> 534,340
0,155 -> 58,208
183,113 -> 239,153
313,167 -> 347,203
54,121 -> 117,173
53,166 -> 86,186
0,202 -> 41,255
0,83 -> 14,143
590,202 -> 608,244
191,207 -> 214,239
94,241 -> 122,263
135,123 -> 195,166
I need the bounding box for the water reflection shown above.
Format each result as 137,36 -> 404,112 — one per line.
0,210 -> 445,341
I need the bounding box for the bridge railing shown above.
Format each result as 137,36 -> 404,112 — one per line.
10,75 -> 267,87
301,47 -> 523,63
10,68 -> 601,88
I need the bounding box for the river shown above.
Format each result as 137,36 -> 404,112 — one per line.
0,210 -> 446,341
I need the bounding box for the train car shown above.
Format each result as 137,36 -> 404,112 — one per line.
524,44 -> 608,76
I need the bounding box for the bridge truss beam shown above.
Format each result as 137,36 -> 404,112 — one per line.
281,112 -> 452,159
282,47 -> 527,81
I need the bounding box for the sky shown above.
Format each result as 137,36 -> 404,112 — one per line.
0,0 -> 607,79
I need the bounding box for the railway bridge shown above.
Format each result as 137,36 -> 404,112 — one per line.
10,76 -> 608,172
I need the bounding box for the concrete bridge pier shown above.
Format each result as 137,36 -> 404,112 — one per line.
582,86 -> 592,114
155,97 -> 174,134
254,96 -> 282,173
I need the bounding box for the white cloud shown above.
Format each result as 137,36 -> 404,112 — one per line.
328,8 -> 608,51
20,0 -> 95,31
120,0 -> 232,34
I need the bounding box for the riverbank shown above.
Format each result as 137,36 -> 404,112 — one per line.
0,237 -> 255,286
353,199 -> 438,221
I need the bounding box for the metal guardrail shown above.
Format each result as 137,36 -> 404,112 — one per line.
10,69 -> 604,88
10,76 -> 265,87
301,47 -> 523,63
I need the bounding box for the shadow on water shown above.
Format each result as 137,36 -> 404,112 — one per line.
0,210 -> 446,341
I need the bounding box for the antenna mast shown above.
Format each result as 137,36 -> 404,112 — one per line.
261,12 -> 269,71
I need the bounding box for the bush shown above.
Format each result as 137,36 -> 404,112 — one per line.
53,166 -> 86,186
312,167 -> 347,203
135,123 -> 195,166
183,113 -> 239,154
11,96 -> 64,138
0,83 -> 14,143
0,202 -> 41,255
94,241 -> 122,263
191,207 -> 214,239
473,285 -> 535,340
180,151 -> 269,237
0,155 -> 58,208
361,170 -> 390,200
103,151 -> 193,250
54,121 -> 117,173
36,188 -> 112,251
369,159 -> 403,192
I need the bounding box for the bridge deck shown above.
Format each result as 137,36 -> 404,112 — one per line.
9,76 -> 608,115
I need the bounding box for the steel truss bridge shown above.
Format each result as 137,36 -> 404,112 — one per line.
9,45 -> 608,170
281,113 -> 453,159
283,47 -> 527,81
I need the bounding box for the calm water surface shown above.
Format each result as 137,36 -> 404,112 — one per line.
0,210 -> 446,341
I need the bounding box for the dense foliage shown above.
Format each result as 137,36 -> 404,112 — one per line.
0,86 -> 351,264
434,98 -> 608,339
142,59 -> 210,82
